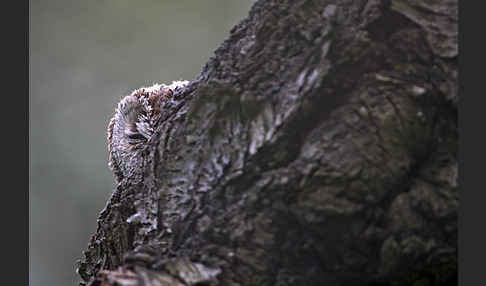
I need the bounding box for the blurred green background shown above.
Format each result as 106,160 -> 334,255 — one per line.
29,1 -> 253,285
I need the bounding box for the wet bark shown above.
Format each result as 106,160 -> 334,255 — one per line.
77,0 -> 458,285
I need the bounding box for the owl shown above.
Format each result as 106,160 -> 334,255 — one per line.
107,80 -> 188,181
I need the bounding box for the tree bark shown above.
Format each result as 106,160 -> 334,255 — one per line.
77,0 -> 458,285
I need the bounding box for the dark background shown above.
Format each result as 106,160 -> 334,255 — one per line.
29,1 -> 253,285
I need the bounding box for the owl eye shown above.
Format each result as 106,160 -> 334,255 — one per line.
125,129 -> 146,144
127,132 -> 145,140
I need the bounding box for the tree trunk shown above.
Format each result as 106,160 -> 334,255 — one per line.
77,0 -> 458,285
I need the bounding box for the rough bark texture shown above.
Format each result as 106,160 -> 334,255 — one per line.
77,0 -> 458,285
